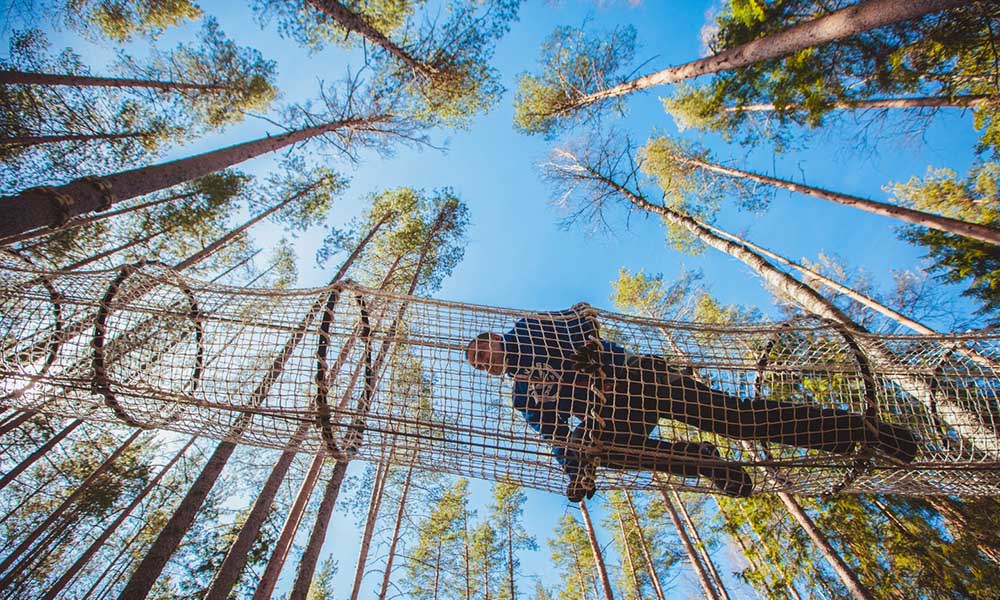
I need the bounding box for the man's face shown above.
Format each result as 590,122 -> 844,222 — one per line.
467,334 -> 506,375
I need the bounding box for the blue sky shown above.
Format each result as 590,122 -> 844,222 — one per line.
19,0 -> 990,597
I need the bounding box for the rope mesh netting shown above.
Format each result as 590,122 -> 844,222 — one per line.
3,255 -> 1000,497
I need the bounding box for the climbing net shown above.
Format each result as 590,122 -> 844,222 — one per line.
2,255 -> 1000,496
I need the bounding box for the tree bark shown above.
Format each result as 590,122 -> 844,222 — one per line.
726,94 -> 991,112
4,190 -> 197,248
57,223 -> 174,271
677,153 -> 1000,246
700,221 -> 1000,370
572,0 -> 969,108
288,460 -> 349,600
506,502 -> 516,600
0,418 -> 82,492
0,115 -> 389,238
776,491 -> 874,600
0,69 -> 231,91
928,497 -> 1000,567
0,410 -> 36,436
578,500 -> 615,600
201,423 -> 310,600
0,428 -> 143,584
0,131 -> 156,148
656,487 -> 721,600
622,491 -> 666,600
670,491 -> 730,600
304,0 -> 436,79
41,435 -> 196,600
253,448 -> 327,600
377,461 -> 415,600
349,457 -> 391,600
613,503 -> 643,600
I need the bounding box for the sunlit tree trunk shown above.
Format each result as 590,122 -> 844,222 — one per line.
613,504 -> 643,599
0,69 -> 231,91
656,487 -> 721,600
0,115 -> 390,238
675,154 -> 1000,246
671,491 -> 730,600
571,0 -> 968,108
377,461 -> 415,600
350,457 -> 391,600
622,491 -> 665,600
727,94 -> 990,112
40,436 -> 196,600
0,418 -> 82,491
578,500 -> 615,600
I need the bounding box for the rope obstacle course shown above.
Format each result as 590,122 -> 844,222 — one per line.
3,254 -> 1000,497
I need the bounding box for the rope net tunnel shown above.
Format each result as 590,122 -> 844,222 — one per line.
3,256 -> 1000,498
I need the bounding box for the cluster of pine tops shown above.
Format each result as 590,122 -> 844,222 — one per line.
2,0 -> 1000,599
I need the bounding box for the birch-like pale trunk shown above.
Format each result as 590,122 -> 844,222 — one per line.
350,457 -> 391,600
578,500 -> 615,600
0,69 -> 231,91
670,490 -> 730,600
676,154 -> 1000,246
622,491 -> 666,600
567,0 -> 968,109
377,461 -> 415,600
0,115 -> 390,238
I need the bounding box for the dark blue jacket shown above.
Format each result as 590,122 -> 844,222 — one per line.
502,308 -> 626,466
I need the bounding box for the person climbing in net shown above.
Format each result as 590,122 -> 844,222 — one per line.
466,303 -> 918,502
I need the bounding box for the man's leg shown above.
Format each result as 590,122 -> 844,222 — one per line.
632,357 -> 916,461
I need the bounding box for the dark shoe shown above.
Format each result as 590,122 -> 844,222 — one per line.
874,422 -> 918,464
697,442 -> 753,498
566,460 -> 597,502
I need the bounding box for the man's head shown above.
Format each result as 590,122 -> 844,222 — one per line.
466,332 -> 506,375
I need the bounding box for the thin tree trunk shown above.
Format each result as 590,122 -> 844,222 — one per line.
506,502 -> 516,600
377,461 -> 415,600
433,542 -> 442,600
671,491 -> 730,600
591,165 -> 1000,456
0,410 -> 35,436
4,190 -> 197,248
656,487 -> 721,600
287,460 -> 349,600
726,94 -> 991,112
0,114 -> 390,238
676,154 -> 1000,246
58,223 -> 173,271
201,423 -> 310,600
701,221 -> 1000,370
614,503 -> 643,600
0,418 -> 82,491
717,500 -> 805,600
464,504 -> 472,600
253,448 -> 327,600
0,131 -> 153,148
928,497 -> 1000,567
304,0 -> 436,78
578,500 -> 615,600
0,428 -> 143,583
571,0 -> 968,108
0,69 -> 231,91
350,457 -> 391,600
41,435 -> 196,600
622,491 -> 666,600
776,491 -> 874,600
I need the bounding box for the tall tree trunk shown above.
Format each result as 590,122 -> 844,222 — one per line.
0,418 -> 82,491
253,448 -> 327,600
433,541 -> 442,600
571,0 -> 967,108
716,500 -> 806,600
0,410 -> 35,436
119,206 -> 387,600
613,504 -> 643,600
0,428 -> 143,584
349,456 -> 391,600
506,502 -> 516,600
57,223 -> 174,271
592,165 -> 1000,456
656,487 -> 721,600
701,221 -> 1000,370
928,497 -> 1000,567
201,423 -> 310,600
726,94 -> 991,112
776,491 -> 874,600
41,435 -> 196,600
675,153 -> 1000,246
0,69 -> 231,91
4,190 -> 197,248
377,461 -> 415,600
0,131 -> 155,148
0,114 -> 390,238
287,460 -> 350,600
304,1 -> 436,79
671,491 -> 730,600
622,491 -> 666,600
578,500 -> 615,600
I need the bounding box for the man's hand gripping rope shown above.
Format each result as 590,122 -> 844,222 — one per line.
564,326 -> 608,503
